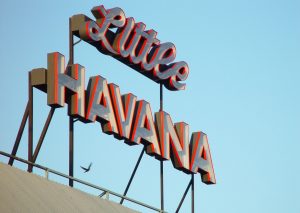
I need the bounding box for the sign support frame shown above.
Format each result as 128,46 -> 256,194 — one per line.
120,147 -> 145,204
8,101 -> 29,166
28,72 -> 33,172
68,17 -> 74,187
160,83 -> 164,212
191,174 -> 195,213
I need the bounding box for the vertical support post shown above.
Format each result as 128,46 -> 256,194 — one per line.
69,17 -> 74,187
69,17 -> 74,65
191,174 -> 194,213
45,169 -> 49,180
160,161 -> 164,211
69,117 -> 74,187
28,72 -> 33,172
159,83 -> 164,211
160,83 -> 163,111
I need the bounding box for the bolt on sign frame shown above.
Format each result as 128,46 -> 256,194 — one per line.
8,5 -> 217,213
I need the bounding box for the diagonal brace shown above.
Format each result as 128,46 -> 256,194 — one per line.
8,101 -> 29,165
175,176 -> 193,213
120,147 -> 145,204
32,107 -> 55,163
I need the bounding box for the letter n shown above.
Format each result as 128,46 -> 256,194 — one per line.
155,111 -> 190,172
129,100 -> 161,157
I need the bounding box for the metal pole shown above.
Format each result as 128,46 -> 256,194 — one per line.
191,174 -> 194,213
159,83 -> 164,211
99,191 -> 106,197
69,17 -> 74,65
45,169 -> 49,180
120,148 -> 145,204
32,108 -> 55,163
69,117 -> 74,187
69,17 -> 74,187
160,83 -> 163,111
9,101 -> 29,165
160,161 -> 164,211
175,178 -> 192,213
28,72 -> 33,172
105,192 -> 110,200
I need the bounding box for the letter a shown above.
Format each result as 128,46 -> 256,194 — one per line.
85,75 -> 118,135
190,132 -> 216,184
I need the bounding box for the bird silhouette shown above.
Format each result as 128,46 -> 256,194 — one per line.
80,162 -> 92,173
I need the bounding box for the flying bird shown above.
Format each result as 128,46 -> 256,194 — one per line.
80,162 -> 92,173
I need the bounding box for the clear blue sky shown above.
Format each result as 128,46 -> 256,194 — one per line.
0,0 -> 299,212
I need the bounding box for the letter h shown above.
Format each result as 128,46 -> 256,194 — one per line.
47,52 -> 85,118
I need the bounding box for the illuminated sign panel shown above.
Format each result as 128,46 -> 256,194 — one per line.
70,5 -> 189,91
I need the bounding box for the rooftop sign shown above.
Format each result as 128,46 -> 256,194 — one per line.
26,5 -> 216,186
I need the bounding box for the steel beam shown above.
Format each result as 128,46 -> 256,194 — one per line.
120,148 -> 145,204
28,73 -> 33,172
8,101 -> 29,165
160,83 -> 163,111
159,83 -> 164,211
175,177 -> 192,213
68,17 -> 74,187
32,108 -> 55,163
69,117 -> 74,187
191,174 -> 194,213
160,161 -> 164,210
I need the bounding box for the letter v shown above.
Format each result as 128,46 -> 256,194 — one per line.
108,83 -> 137,140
